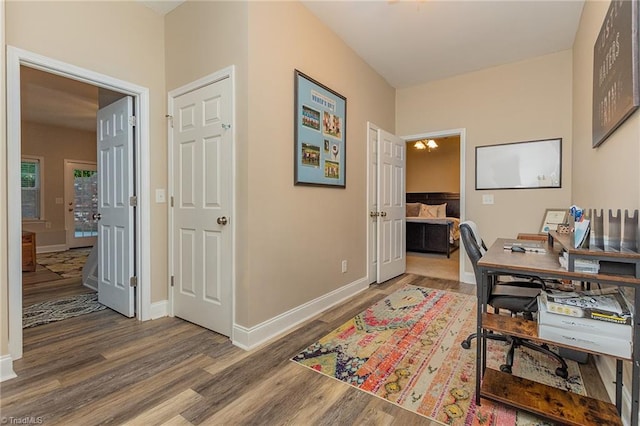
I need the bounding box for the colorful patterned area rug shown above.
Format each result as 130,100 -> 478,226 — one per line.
23,293 -> 106,328
37,247 -> 92,278
292,285 -> 584,425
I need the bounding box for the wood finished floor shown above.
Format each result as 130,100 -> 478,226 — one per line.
2,274 -> 610,425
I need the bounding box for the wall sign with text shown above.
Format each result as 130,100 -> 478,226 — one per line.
592,0 -> 639,148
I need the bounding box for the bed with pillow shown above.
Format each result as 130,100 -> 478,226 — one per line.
405,192 -> 460,257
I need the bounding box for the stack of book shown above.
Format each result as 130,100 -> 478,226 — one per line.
558,251 -> 600,273
538,288 -> 633,358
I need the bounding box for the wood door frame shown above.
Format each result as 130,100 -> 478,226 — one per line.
6,46 -> 152,361
64,159 -> 98,249
166,66 -> 237,340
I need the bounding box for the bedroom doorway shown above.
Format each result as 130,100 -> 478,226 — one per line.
367,123 -> 473,283
402,129 -> 466,283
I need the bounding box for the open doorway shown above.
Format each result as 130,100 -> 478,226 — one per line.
402,129 -> 466,282
7,46 -> 152,361
19,66 -> 129,327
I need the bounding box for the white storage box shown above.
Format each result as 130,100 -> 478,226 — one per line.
538,323 -> 632,359
538,296 -> 632,341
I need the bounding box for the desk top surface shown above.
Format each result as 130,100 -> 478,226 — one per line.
479,238 -> 640,286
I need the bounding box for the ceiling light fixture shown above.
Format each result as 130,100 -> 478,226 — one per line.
414,139 -> 438,151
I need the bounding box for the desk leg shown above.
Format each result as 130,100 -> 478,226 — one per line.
631,288 -> 640,426
615,359 -> 622,414
475,268 -> 487,406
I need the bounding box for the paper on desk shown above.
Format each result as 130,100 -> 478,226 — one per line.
574,219 -> 590,248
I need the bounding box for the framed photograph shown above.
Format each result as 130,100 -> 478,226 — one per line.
475,138 -> 562,190
592,0 -> 639,147
540,208 -> 568,234
294,70 -> 346,187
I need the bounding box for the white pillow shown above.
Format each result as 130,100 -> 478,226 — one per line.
419,204 -> 439,218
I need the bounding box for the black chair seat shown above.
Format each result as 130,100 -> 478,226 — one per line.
459,221 -> 568,378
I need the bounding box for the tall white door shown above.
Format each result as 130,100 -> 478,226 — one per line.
97,96 -> 135,317
64,160 -> 98,249
367,122 -> 379,283
171,76 -> 233,336
376,129 -> 406,283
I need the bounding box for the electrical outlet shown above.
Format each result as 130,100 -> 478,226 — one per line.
45,221 -> 52,229
341,260 -> 348,273
482,194 -> 494,205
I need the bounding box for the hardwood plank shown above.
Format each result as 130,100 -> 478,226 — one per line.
161,415 -> 195,426
122,389 -> 203,425
0,274 -> 615,425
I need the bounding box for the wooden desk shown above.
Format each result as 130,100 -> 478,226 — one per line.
475,238 -> 639,425
21,231 -> 36,272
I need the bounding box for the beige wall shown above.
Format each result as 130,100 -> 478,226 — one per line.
397,50 -> 573,261
21,122 -> 96,247
406,136 -> 460,193
243,2 -> 395,327
5,1 -> 167,305
165,1 -> 394,328
164,0 -> 251,325
572,1 -> 639,210
571,0 -> 639,414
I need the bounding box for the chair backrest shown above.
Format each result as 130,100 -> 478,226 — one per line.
459,221 -> 486,285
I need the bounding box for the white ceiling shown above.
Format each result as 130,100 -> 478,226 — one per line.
23,0 -> 585,131
301,0 -> 585,89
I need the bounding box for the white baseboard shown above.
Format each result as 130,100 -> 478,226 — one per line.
36,244 -> 68,254
232,276 -> 370,350
460,271 -> 476,285
0,354 -> 17,382
595,355 -> 636,426
150,300 -> 168,320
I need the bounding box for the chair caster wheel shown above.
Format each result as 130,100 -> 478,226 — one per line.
555,368 -> 568,379
500,364 -> 512,374
461,340 -> 471,349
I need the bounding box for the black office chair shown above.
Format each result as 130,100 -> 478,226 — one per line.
459,221 -> 569,378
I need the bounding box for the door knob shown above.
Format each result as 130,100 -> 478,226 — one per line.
68,208 -> 74,212
93,213 -> 102,221
370,211 -> 377,217
217,216 -> 228,225
380,212 -> 387,217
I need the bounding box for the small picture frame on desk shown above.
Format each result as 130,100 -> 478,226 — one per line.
540,209 -> 568,234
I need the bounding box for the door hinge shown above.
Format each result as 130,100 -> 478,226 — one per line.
130,196 -> 137,207
165,114 -> 174,128
129,116 -> 137,127
170,196 -> 174,207
130,276 -> 138,287
170,276 -> 174,287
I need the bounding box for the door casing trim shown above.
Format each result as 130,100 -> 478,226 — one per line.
6,46 -> 152,360
166,66 -> 237,341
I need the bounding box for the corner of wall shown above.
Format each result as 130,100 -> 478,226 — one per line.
232,276 -> 369,350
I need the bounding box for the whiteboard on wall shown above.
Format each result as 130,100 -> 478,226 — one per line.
475,138 -> 562,190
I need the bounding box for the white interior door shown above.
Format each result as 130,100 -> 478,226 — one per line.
171,76 -> 233,336
367,122 -> 379,283
97,96 -> 135,317
376,129 -> 406,283
64,160 -> 98,248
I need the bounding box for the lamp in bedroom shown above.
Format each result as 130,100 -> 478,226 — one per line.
413,139 -> 438,152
